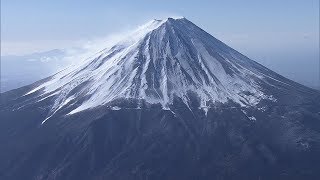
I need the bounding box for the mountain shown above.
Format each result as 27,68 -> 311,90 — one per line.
1,17 -> 320,180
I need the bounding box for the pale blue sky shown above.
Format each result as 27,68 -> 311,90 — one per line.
1,0 -> 319,88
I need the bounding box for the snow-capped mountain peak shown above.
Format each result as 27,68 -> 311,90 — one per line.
25,17 -> 279,122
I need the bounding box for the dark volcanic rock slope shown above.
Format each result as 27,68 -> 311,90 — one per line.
1,17 -> 320,180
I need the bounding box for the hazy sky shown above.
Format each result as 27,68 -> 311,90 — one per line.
1,0 -> 319,88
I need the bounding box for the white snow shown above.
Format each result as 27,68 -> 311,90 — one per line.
248,116 -> 257,121
111,106 -> 121,110
241,110 -> 257,122
24,17 -> 280,121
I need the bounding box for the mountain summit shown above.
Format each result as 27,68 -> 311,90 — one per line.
1,18 -> 320,180
26,18 -> 280,122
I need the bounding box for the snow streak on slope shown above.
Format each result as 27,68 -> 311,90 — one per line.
25,17 -> 277,121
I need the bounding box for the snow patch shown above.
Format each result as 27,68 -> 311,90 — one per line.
111,106 -> 121,110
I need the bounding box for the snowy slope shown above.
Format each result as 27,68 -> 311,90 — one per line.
24,17 -> 282,122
